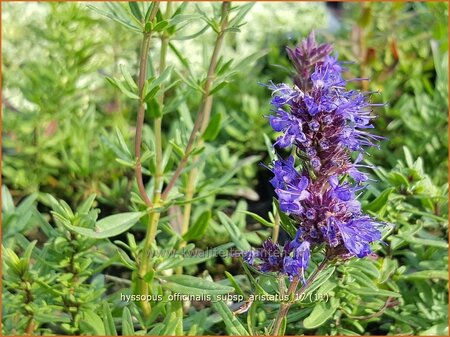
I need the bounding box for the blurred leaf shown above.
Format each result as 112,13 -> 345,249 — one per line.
160,275 -> 234,296
122,307 -> 135,335
202,112 -> 222,141
183,210 -> 211,241
66,212 -> 144,239
303,298 -> 339,329
211,301 -> 250,336
103,302 -> 118,336
218,211 -> 251,251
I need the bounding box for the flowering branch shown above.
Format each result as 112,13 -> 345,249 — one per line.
244,32 -> 385,336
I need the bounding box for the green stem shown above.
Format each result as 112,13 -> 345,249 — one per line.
135,3 -> 160,209
153,2 -> 172,200
133,3 -> 160,317
161,1 -> 230,201
137,211 -> 161,318
175,2 -> 230,253
271,260 -> 328,336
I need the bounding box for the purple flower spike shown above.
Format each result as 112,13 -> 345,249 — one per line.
243,32 -> 385,280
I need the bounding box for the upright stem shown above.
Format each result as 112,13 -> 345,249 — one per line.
161,2 -> 230,201
153,2 -> 172,203
271,260 -> 328,336
134,3 -> 160,317
138,2 -> 172,284
180,99 -> 213,248
135,3 -> 160,209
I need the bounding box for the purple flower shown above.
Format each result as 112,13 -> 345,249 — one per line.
335,216 -> 382,258
269,156 -> 299,188
269,109 -> 307,148
275,176 -> 309,215
244,32 -> 385,280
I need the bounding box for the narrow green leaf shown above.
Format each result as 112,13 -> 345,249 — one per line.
212,301 -> 250,336
128,2 -> 142,22
183,210 -> 211,241
66,212 -> 144,239
1,185 -> 15,213
122,307 -> 135,335
273,199 -> 296,238
153,20 -> 169,32
106,76 -> 140,100
239,210 -> 274,228
303,266 -> 335,295
403,235 -> 448,248
81,310 -> 106,335
303,298 -> 339,329
400,270 -> 448,280
224,271 -> 245,297
218,211 -> 251,251
116,248 -> 137,270
364,187 -> 395,212
120,64 -> 138,91
209,81 -> 229,96
352,287 -> 401,298
160,275 -> 234,296
202,112 -> 222,141
146,97 -> 162,118
103,302 -> 118,336
78,194 -> 97,215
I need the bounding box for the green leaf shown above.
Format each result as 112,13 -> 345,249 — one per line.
364,187 -> 395,212
122,307 -> 135,335
146,97 -> 162,118
352,287 -> 401,298
128,2 -> 142,22
160,275 -> 234,296
183,210 -> 211,241
148,65 -> 174,89
78,194 -> 97,215
116,247 -> 137,270
304,266 -> 335,295
144,85 -> 160,103
239,210 -> 273,228
273,199 -> 296,238
209,81 -> 229,96
224,271 -> 245,297
66,212 -> 144,239
153,20 -> 169,32
403,235 -> 448,248
400,270 -> 448,280
1,185 -> 15,213
211,301 -> 250,336
202,112 -> 222,141
87,5 -> 142,33
81,309 -> 106,335
106,76 -> 140,100
102,302 -> 118,335
348,259 -> 380,280
303,298 -> 339,329
217,211 -> 251,251
403,146 -> 415,167
120,64 -> 138,91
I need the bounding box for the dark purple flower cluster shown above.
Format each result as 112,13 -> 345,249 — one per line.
245,32 -> 384,282
243,235 -> 310,282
